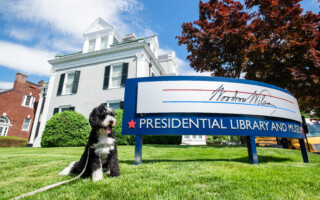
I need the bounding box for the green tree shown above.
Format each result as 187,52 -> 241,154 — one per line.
177,0 -> 320,110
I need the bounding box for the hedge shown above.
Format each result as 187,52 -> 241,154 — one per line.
114,109 -> 135,145
0,136 -> 28,147
41,111 -> 91,147
142,135 -> 182,145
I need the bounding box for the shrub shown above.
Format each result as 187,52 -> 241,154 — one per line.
206,135 -> 228,144
114,109 -> 135,145
143,135 -> 182,145
41,111 -> 91,147
0,136 -> 28,147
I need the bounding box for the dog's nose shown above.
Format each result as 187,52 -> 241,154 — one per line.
110,120 -> 114,125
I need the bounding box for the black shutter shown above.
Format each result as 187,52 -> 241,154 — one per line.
40,97 -> 46,114
72,71 -> 81,94
121,63 -> 128,87
53,108 -> 59,115
120,101 -> 124,109
34,122 -> 41,139
57,73 -> 65,96
103,65 -> 111,89
69,107 -> 75,111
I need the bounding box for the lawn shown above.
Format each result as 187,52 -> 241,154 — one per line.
0,145 -> 319,200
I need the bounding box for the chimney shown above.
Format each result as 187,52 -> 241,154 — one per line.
123,33 -> 136,42
13,73 -> 27,89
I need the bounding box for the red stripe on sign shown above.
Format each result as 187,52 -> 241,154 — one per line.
162,89 -> 294,104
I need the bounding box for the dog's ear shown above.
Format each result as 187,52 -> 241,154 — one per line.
89,107 -> 100,128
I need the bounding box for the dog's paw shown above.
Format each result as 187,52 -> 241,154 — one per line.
92,168 -> 103,182
59,161 -> 77,176
59,167 -> 71,176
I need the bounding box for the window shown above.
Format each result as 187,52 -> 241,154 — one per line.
57,71 -> 81,96
107,101 -> 124,110
103,63 -> 128,89
0,116 -> 10,136
88,39 -> 95,52
111,64 -> 122,87
22,118 -> 31,131
64,72 -> 75,94
53,106 -> 75,115
22,95 -> 35,108
184,135 -> 190,139
100,37 -> 108,49
109,102 -> 120,110
113,37 -> 119,44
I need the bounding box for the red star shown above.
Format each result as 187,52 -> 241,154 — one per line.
128,119 -> 136,129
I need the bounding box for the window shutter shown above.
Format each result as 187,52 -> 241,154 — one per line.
31,96 -> 35,108
21,95 -> 26,105
53,108 -> 59,115
57,73 -> 65,96
121,63 -> 129,87
103,65 -> 111,89
72,71 -> 81,94
34,122 -> 41,139
40,97 -> 46,114
120,101 -> 124,109
69,107 -> 75,111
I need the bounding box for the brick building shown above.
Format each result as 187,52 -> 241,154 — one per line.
0,73 -> 42,139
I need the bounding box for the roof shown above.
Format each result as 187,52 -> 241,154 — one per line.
55,51 -> 82,59
83,17 -> 113,35
54,38 -> 145,59
0,89 -> 14,95
26,81 -> 39,87
158,54 -> 169,60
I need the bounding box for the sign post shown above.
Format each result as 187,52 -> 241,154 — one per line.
246,136 -> 258,164
122,76 -> 308,165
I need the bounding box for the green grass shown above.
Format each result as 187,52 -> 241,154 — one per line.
1,145 -> 320,200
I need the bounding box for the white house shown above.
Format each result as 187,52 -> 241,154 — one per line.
29,18 -> 179,147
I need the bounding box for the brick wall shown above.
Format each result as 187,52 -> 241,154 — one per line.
0,73 -> 41,139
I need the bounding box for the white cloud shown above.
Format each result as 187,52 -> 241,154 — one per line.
0,82 -> 13,90
0,0 -> 143,37
50,39 -> 82,53
143,28 -> 157,37
0,41 -> 55,76
8,28 -> 34,41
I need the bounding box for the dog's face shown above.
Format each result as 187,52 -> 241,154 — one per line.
89,103 -> 116,135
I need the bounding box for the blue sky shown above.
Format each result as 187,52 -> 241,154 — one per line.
0,0 -> 319,89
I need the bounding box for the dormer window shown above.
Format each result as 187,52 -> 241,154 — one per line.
113,37 -> 119,44
88,39 -> 96,52
101,37 -> 108,49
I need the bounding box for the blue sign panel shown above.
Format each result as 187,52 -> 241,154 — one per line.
122,76 -> 304,138
122,76 -> 308,165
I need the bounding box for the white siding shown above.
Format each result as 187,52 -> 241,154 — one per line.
48,57 -> 136,119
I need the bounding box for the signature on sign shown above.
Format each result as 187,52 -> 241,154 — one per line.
209,84 -> 277,114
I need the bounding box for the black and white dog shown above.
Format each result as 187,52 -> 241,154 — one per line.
59,103 -> 120,181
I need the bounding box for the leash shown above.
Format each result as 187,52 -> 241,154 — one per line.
11,149 -> 90,200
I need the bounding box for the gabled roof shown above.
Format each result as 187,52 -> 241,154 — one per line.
0,89 -> 13,95
83,18 -> 113,35
145,35 -> 159,49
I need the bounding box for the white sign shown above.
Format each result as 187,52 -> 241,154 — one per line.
137,81 -> 301,122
